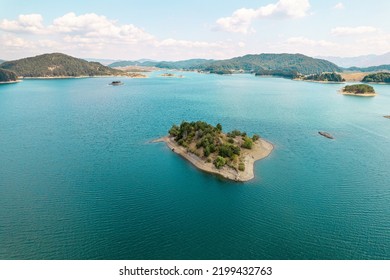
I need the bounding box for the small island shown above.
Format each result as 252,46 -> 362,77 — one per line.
127,72 -> 147,78
160,73 -> 184,78
154,121 -> 273,182
340,84 -> 376,96
384,116 -> 390,119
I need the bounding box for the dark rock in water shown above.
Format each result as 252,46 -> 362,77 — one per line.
384,115 -> 390,119
318,131 -> 334,139
110,81 -> 123,86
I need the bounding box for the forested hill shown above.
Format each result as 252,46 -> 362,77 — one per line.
109,59 -> 214,69
0,53 -> 124,77
362,72 -> 390,83
196,54 -> 341,75
110,53 -> 341,75
0,69 -> 18,82
0,59 -> 5,64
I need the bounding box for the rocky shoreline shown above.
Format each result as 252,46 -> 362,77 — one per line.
153,136 -> 273,182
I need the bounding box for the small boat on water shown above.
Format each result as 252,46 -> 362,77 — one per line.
109,81 -> 123,86
318,131 -> 334,139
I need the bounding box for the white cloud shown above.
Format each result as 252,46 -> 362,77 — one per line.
286,36 -> 336,47
331,26 -> 377,36
157,38 -> 223,49
0,34 -> 31,47
216,0 -> 311,34
51,13 -> 154,43
333,3 -> 344,10
0,13 -> 240,60
0,14 -> 46,34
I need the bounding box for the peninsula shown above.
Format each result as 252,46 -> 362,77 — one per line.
340,84 -> 376,96
154,121 -> 273,182
0,69 -> 19,84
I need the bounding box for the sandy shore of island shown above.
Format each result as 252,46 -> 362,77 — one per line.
339,90 -> 377,97
153,136 -> 274,182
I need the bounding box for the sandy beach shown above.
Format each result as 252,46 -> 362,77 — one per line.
339,90 -> 377,97
153,136 -> 274,182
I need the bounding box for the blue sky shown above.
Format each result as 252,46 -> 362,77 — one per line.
1,0 -> 389,60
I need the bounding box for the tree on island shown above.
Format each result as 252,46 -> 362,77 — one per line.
168,121 -> 261,170
304,72 -> 344,82
343,84 -> 375,94
362,72 -> 390,83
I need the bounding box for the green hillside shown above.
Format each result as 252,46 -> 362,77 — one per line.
343,84 -> 375,94
362,72 -> 390,83
0,69 -> 18,82
109,54 -> 339,76
196,53 -> 341,75
109,59 -> 214,69
0,53 -> 124,77
344,65 -> 390,72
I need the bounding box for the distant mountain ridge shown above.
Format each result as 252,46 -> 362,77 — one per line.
84,58 -> 121,66
318,52 -> 390,68
110,53 -> 340,75
344,65 -> 390,72
0,53 -> 123,77
109,59 -> 214,69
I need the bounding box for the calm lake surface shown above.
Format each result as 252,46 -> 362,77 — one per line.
0,72 -> 389,259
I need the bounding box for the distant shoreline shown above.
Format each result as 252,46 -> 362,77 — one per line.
338,90 -> 377,97
20,74 -> 147,80
294,79 -> 344,84
0,80 -> 22,84
153,136 -> 274,182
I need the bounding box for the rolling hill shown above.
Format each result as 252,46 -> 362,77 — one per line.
109,59 -> 214,69
344,65 -> 390,72
0,53 -> 124,77
110,53 -> 341,75
196,53 -> 341,75
0,69 -> 18,82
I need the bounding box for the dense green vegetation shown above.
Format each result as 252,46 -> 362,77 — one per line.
196,53 -> 341,75
344,65 -> 390,72
362,72 -> 390,83
109,59 -> 214,69
343,84 -> 375,94
0,69 -> 17,82
255,69 -> 300,79
304,72 -> 344,82
110,53 -> 341,76
168,121 -> 260,170
0,53 -> 124,77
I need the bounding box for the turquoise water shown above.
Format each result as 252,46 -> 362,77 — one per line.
0,73 -> 389,259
